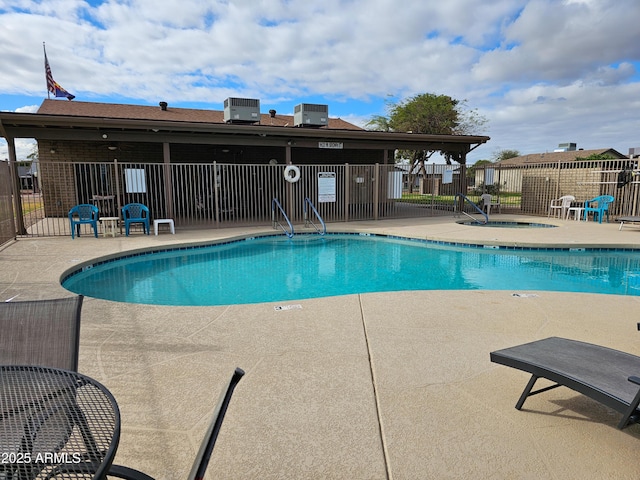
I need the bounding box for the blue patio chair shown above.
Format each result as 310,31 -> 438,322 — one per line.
122,203 -> 150,235
68,204 -> 99,239
583,195 -> 614,223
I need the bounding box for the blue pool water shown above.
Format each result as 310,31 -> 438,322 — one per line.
62,234 -> 640,305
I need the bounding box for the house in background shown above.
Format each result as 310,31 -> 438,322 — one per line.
16,161 -> 38,191
477,144 -> 629,194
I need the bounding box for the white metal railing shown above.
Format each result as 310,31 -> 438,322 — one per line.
303,197 -> 326,235
454,193 -> 488,224
271,198 -> 294,238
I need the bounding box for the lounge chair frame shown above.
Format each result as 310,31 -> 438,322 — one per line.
617,215 -> 640,230
490,337 -> 640,429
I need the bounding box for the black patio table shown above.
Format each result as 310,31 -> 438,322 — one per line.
0,365 -> 120,479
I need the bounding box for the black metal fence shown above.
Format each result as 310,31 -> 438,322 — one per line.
2,158 -> 638,239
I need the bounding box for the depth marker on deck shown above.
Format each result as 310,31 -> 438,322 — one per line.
274,304 -> 303,311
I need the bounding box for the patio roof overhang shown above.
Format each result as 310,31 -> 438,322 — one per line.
0,111 -> 490,153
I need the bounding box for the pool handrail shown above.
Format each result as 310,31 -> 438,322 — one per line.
303,197 -> 326,235
272,198 -> 294,238
454,193 -> 488,224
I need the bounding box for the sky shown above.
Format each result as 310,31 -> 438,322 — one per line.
1,0 -> 639,163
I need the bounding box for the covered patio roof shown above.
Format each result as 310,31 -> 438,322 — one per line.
0,100 -> 490,156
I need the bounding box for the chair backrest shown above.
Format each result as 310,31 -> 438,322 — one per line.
560,195 -> 575,206
187,368 -> 245,480
601,195 -> 614,207
0,295 -> 84,371
481,194 -> 492,205
69,204 -> 98,220
588,195 -> 614,209
123,203 -> 149,219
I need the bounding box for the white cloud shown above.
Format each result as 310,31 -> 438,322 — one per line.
472,0 -> 640,85
0,138 -> 37,161
0,0 -> 638,161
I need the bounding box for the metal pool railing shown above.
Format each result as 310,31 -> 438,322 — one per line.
272,198 -> 294,238
454,193 -> 488,224
303,197 -> 326,235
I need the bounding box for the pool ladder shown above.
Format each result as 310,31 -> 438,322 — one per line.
272,198 -> 326,237
272,198 -> 294,238
454,193 -> 488,224
303,197 -> 326,235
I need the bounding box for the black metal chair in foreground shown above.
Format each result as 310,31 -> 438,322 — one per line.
0,295 -> 84,371
491,337 -> 640,429
106,367 -> 245,480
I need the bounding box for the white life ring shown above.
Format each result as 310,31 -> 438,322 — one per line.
284,165 -> 301,183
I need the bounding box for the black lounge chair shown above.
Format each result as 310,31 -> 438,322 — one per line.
617,215 -> 640,230
107,367 -> 245,480
490,337 -> 640,429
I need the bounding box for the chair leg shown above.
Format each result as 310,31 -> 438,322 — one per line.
107,465 -> 156,480
516,375 -> 539,410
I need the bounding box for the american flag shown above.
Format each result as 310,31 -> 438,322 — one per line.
44,44 -> 75,101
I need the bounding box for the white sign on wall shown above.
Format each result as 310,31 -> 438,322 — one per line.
387,171 -> 403,199
485,168 -> 495,185
124,168 -> 147,193
318,142 -> 343,149
318,172 -> 336,203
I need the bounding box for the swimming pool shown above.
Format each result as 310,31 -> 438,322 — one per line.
62,233 -> 640,306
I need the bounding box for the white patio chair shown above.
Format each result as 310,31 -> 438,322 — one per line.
481,194 -> 501,214
548,195 -> 575,219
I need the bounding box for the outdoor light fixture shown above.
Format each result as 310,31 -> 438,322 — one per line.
102,133 -> 108,139
108,145 -> 117,151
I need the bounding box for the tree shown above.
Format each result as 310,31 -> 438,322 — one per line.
492,149 -> 519,162
367,92 -> 488,164
466,159 -> 493,179
27,143 -> 39,162
366,92 -> 488,192
364,114 -> 392,132
576,153 -> 617,161
388,93 -> 461,135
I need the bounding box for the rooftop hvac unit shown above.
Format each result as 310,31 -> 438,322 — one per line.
556,142 -> 577,151
294,103 -> 328,127
224,98 -> 260,123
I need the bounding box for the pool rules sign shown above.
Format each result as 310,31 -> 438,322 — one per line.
318,172 -> 336,203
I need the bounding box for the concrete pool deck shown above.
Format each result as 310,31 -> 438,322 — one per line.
2,214 -> 640,479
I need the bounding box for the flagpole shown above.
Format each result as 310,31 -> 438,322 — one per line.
43,42 -> 50,99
